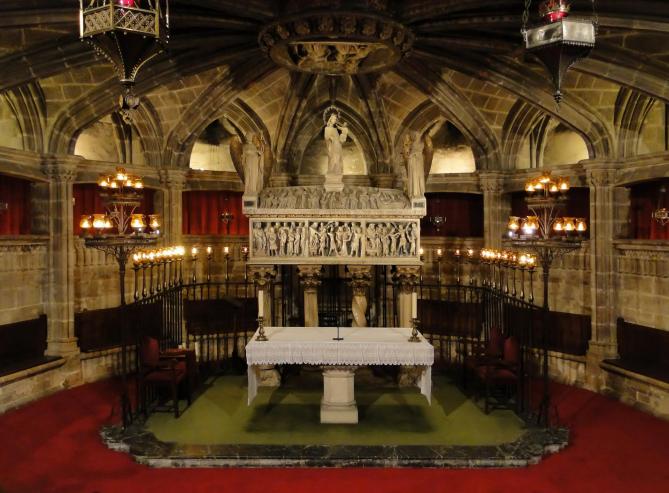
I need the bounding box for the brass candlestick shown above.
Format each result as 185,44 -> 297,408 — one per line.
408,317 -> 421,342
256,316 -> 268,341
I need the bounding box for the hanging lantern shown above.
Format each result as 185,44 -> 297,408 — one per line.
79,1 -> 170,123
522,0 -> 596,104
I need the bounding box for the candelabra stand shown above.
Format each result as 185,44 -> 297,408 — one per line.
435,249 -> 444,285
408,317 -> 421,342
256,316 -> 268,341
84,236 -> 157,306
224,248 -> 230,283
190,249 -> 198,284
242,246 -> 249,296
453,251 -> 463,285
206,248 -> 212,283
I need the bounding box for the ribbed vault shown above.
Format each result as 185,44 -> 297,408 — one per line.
0,0 -> 666,175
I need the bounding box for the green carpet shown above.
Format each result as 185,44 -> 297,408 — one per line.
145,371 -> 526,446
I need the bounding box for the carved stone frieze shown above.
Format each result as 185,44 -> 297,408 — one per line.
258,185 -> 409,210
249,218 -> 420,264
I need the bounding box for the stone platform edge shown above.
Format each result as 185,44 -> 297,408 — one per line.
101,424 -> 569,468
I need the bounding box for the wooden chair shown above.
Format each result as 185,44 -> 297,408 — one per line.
138,337 -> 192,418
463,326 -> 504,389
476,336 -> 521,414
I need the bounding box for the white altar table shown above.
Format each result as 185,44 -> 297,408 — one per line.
245,326 -> 434,423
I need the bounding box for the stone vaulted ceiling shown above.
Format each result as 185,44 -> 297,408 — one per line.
0,0 -> 668,176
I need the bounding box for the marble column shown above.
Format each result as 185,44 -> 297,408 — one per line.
298,265 -> 322,327
393,265 -> 421,328
249,265 -> 277,324
159,169 -> 187,245
584,162 -> 621,390
43,158 -> 79,357
480,172 -> 506,249
349,265 -> 372,327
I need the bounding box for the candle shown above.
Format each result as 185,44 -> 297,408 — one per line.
258,290 -> 264,317
223,246 -> 230,255
411,292 -> 417,319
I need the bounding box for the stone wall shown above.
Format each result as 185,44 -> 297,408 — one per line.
0,358 -> 82,413
615,241 -> 669,331
602,362 -> 669,420
74,239 -> 129,311
0,238 -> 47,325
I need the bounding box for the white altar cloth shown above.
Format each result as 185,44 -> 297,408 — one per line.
245,326 -> 434,405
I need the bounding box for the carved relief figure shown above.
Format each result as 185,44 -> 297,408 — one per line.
252,220 -> 419,259
258,185 -> 409,210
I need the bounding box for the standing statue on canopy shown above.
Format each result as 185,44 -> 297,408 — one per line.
323,106 -> 348,191
405,131 -> 426,199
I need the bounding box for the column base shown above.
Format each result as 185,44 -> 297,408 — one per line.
45,338 -> 80,358
585,340 -> 618,391
321,366 -> 358,424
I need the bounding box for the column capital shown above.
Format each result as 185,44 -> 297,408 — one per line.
298,264 -> 323,290
348,265 -> 372,296
582,161 -> 621,188
249,265 -> 277,288
42,159 -> 78,183
159,168 -> 188,189
392,265 -> 421,294
478,171 -> 505,192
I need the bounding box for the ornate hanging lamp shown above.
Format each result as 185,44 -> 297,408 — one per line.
522,0 -> 596,105
79,0 -> 170,122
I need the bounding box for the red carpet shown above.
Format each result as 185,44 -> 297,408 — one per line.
1,379 -> 669,493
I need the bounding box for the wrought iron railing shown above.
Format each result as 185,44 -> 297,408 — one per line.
114,274 -> 553,428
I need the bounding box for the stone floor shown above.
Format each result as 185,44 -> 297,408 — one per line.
102,371 -> 569,467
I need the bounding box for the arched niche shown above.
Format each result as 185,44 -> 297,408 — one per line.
543,123 -> 590,166
0,95 -> 24,150
73,115 -> 146,165
299,130 -> 367,175
638,101 -> 667,155
428,122 -> 476,174
188,118 -> 239,172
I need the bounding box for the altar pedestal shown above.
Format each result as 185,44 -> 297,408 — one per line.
321,366 -> 358,424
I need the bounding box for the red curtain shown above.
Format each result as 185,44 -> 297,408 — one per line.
0,175 -> 32,235
182,191 -> 248,236
73,184 -> 155,235
422,193 -> 484,237
511,187 -> 590,239
629,180 -> 669,240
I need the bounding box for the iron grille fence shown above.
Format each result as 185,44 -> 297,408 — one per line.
115,275 -> 553,428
